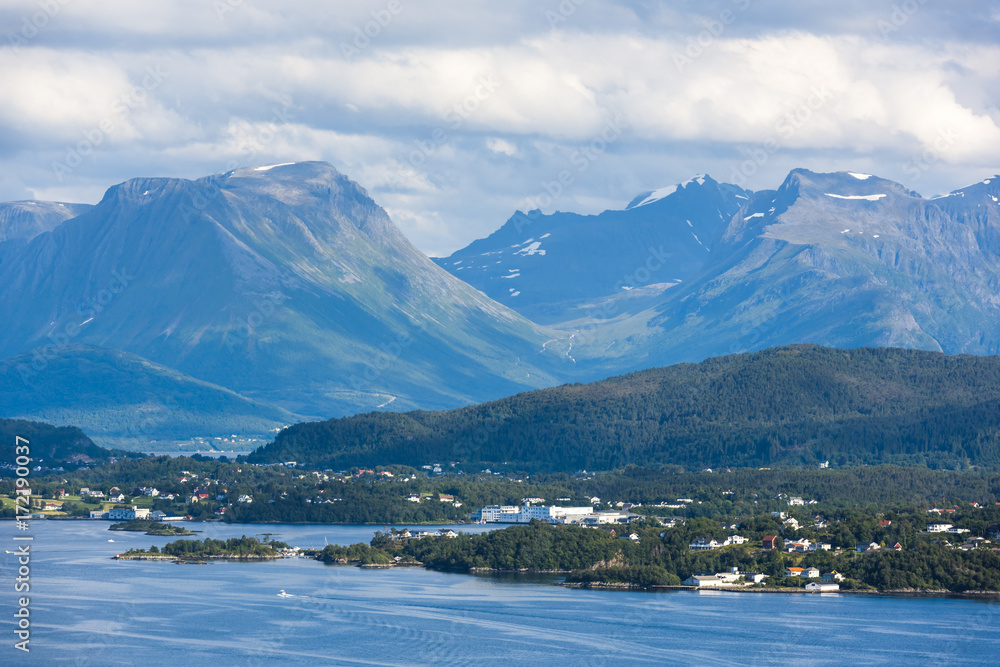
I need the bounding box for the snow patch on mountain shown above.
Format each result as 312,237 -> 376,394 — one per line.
516,241 -> 546,256
826,193 -> 887,201
254,163 -> 296,172
848,172 -> 872,180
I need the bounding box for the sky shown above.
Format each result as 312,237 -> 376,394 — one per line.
2,0 -> 1000,257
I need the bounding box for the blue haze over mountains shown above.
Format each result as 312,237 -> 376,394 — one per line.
1,161 -> 999,447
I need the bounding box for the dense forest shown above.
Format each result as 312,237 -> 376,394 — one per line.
126,536 -> 289,558
249,345 -> 1000,472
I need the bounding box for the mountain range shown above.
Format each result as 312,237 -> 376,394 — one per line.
2,162 -> 1000,448
438,168 -> 1000,373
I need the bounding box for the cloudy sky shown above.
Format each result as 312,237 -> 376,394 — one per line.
2,0 -> 999,256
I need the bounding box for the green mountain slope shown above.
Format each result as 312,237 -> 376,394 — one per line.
247,345 -> 1000,471
0,345 -> 301,448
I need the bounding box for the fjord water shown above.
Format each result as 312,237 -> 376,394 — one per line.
3,522 -> 997,665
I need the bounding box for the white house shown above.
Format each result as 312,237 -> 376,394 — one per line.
788,497 -> 805,506
683,575 -> 734,588
927,523 -> 953,533
108,493 -> 125,503
689,537 -> 721,551
806,582 -> 840,592
237,495 -> 253,503
804,567 -> 821,578
787,539 -> 812,552
723,535 -> 748,546
783,518 -> 800,530
822,571 -> 845,582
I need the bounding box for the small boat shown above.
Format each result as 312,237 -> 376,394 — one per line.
277,590 -> 293,598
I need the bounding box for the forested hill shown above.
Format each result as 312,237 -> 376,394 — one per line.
0,419 -> 130,466
248,346 -> 1000,471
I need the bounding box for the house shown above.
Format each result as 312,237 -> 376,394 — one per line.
805,567 -> 821,578
786,540 -> 812,553
628,533 -> 640,542
150,510 -> 166,520
788,497 -> 805,506
43,502 -> 60,510
80,487 -> 90,496
785,567 -> 806,577
439,494 -> 455,503
438,529 -> 458,538
683,575 -> 734,588
589,497 -> 601,505
927,523 -> 953,533
893,542 -> 903,551
187,495 -> 200,504
109,493 -> 125,503
237,495 -> 253,503
857,542 -> 881,553
197,493 -> 209,500
807,542 -> 832,552
771,511 -> 787,519
723,535 -> 747,546
946,527 -> 970,535
89,510 -> 108,519
140,487 -> 159,497
805,582 -> 840,592
54,488 -> 66,498
689,537 -> 721,551
762,535 -> 780,550
743,572 -> 768,584
822,571 -> 845,582
406,494 -> 421,503
783,518 -> 800,530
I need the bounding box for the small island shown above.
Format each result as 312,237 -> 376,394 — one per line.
116,535 -> 292,562
109,519 -> 196,536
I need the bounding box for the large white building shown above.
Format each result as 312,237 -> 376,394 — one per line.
477,504 -> 603,524
107,506 -> 150,521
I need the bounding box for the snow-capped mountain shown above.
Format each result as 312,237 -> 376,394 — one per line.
433,174 -> 750,323
568,168 -> 1000,371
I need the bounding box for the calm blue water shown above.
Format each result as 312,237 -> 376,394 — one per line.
2,520 -> 998,665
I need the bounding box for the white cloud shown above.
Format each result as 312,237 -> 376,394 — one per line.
1,2 -> 999,254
